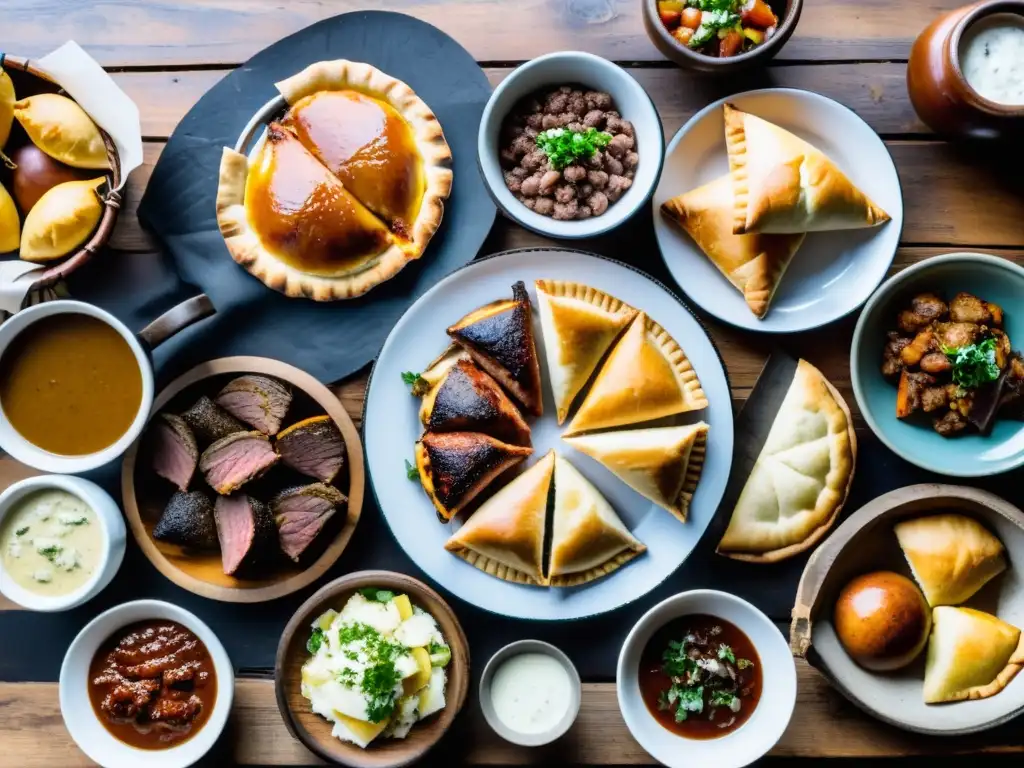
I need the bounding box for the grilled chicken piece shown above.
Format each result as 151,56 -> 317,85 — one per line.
948,292 -> 1003,326
919,352 -> 952,375
901,329 -> 937,367
882,332 -> 912,378
898,293 -> 948,334
934,322 -> 981,351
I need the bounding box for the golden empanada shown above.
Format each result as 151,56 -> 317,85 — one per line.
0,182 -> 19,253
19,177 -> 105,263
0,68 -> 14,152
14,93 -> 109,170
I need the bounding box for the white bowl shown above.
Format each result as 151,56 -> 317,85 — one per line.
60,600 -> 234,768
477,51 -> 664,239
617,590 -> 796,768
0,475 -> 126,611
479,640 -> 582,746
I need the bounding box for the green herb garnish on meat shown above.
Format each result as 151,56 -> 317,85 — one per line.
944,336 -> 1001,389
673,685 -> 705,722
307,627 -> 326,654
717,644 -> 736,664
536,127 -> 612,170
405,459 -> 419,480
401,371 -> 424,389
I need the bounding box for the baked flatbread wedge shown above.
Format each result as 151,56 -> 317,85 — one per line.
548,454 -> 646,587
895,514 -> 1006,607
444,451 -> 554,585
535,279 -> 637,424
924,607 -> 1024,704
661,174 -> 805,318
566,312 -> 708,435
564,423 -> 708,523
724,103 -> 890,235
717,359 -> 855,562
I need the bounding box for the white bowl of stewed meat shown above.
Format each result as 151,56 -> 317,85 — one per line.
851,252 -> 1024,477
59,599 -> 234,768
477,51 -> 664,239
616,589 -> 796,768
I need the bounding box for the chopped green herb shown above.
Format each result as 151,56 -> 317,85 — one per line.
362,661 -> 402,722
337,667 -> 358,687
359,588 -> 396,603
344,650 -> 359,662
689,8 -> 741,47
686,0 -> 737,10
37,545 -> 62,564
737,658 -> 753,670
535,127 -> 612,170
717,644 -> 736,664
428,642 -> 451,668
338,623 -> 380,646
14,526 -> 29,537
674,685 -> 704,722
307,627 -> 326,654
945,336 -> 1001,390
401,371 -> 425,389
662,639 -> 697,678
710,690 -> 738,709
405,459 -> 419,481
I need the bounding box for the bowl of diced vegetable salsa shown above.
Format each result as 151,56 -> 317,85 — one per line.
642,0 -> 802,72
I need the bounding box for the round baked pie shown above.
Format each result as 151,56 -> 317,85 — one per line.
216,60 -> 453,300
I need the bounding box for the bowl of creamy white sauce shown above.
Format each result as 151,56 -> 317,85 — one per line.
0,475 -> 125,611
958,10 -> 1024,106
479,640 -> 581,746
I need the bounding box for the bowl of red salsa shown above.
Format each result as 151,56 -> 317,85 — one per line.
616,590 -> 796,768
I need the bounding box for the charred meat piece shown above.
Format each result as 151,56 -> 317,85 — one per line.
100,678 -> 161,720
934,409 -> 969,437
215,375 -> 293,436
934,321 -> 982,351
199,432 -> 279,494
421,359 -> 532,446
901,329 -> 937,367
275,416 -> 345,483
153,491 -> 218,550
919,352 -> 952,375
897,293 -> 948,334
148,413 -> 198,492
949,292 -> 1003,326
181,396 -> 247,444
999,355 -> 1024,418
896,370 -> 936,418
882,332 -> 912,378
271,483 -> 347,562
921,384 -> 954,413
214,494 -> 275,576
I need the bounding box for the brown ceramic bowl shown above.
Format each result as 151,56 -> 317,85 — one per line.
121,356 -> 364,603
276,571 -> 470,768
641,0 -> 803,73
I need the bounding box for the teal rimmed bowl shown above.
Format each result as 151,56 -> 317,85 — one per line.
851,252 -> 1024,477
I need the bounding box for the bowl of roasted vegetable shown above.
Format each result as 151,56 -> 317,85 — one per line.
642,0 -> 803,72
852,253 -> 1024,477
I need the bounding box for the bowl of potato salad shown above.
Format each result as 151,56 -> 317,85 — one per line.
275,571 -> 469,767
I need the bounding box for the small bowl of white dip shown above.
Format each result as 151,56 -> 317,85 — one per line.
480,640 -> 582,746
0,475 -> 126,611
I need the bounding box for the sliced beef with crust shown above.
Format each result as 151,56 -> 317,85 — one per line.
215,375 -> 293,436
271,483 -> 347,562
153,491 -> 218,549
181,396 -> 247,444
148,413 -> 198,491
275,416 -> 345,483
199,432 -> 279,495
214,493 -> 275,576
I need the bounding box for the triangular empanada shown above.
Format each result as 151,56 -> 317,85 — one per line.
444,451 -> 554,585
717,359 -> 855,562
895,514 -> 1006,607
448,281 -> 544,416
564,423 -> 708,523
924,607 -> 1024,704
661,174 -> 805,318
548,454 -> 646,587
411,344 -> 469,396
535,279 -> 637,424
565,313 -> 708,435
419,359 -> 532,446
415,432 -> 531,521
724,103 -> 890,235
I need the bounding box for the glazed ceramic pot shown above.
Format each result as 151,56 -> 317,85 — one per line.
907,0 -> 1024,139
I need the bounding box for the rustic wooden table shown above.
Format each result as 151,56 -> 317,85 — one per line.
2,1 -> 1024,765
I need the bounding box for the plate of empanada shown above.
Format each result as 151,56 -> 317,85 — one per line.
652,89 -> 902,334
364,248 -> 733,620
791,484 -> 1024,735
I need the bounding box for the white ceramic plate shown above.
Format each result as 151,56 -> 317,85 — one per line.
364,249 -> 734,620
652,89 -> 903,334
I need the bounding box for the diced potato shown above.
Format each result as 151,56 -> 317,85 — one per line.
403,647 -> 432,695
393,593 -> 413,621
418,667 -> 447,719
333,712 -> 389,748
313,609 -> 338,631
301,665 -> 332,687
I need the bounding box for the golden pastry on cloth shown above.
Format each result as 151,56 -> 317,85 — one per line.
661,174 -> 805,318
717,359 -> 855,562
724,103 -> 889,234
564,422 -> 708,523
216,60 -> 452,300
444,451 -> 554,585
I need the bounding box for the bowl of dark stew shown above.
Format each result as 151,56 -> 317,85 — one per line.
59,599 -> 233,768
617,589 -> 795,768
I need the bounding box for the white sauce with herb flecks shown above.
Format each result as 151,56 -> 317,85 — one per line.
0,489 -> 102,596
960,14 -> 1024,106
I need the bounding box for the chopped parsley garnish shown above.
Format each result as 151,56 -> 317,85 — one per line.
337,667 -> 357,687
37,545 -> 63,564
710,690 -> 738,709
359,588 -> 396,603
405,459 -> 419,481
401,371 -> 424,388
307,627 -> 326,654
344,650 -> 359,662
689,8 -> 741,47
717,644 -> 736,664
363,661 -> 402,722
535,127 -> 612,170
674,685 -> 704,722
737,658 -> 753,670
945,336 -> 1001,389
14,526 -> 28,537
662,639 -> 697,678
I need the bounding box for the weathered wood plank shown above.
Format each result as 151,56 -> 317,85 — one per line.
0,671 -> 1020,766
0,0 -> 969,65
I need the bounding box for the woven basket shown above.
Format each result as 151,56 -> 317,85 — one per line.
1,53 -> 123,291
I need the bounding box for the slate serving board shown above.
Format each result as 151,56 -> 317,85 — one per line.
84,11 -> 496,384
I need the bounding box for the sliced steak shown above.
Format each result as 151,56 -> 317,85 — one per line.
199,432 -> 279,495
271,483 -> 347,561
153,491 -> 218,549
275,416 -> 345,483
214,494 -> 274,576
148,413 -> 198,491
215,375 -> 293,436
181,396 -> 247,445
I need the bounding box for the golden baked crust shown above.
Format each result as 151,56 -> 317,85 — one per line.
717,359 -> 856,562
535,279 -> 637,424
565,312 -> 709,435
444,451 -> 554,585
724,103 -> 889,235
548,454 -> 646,587
661,175 -> 805,318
